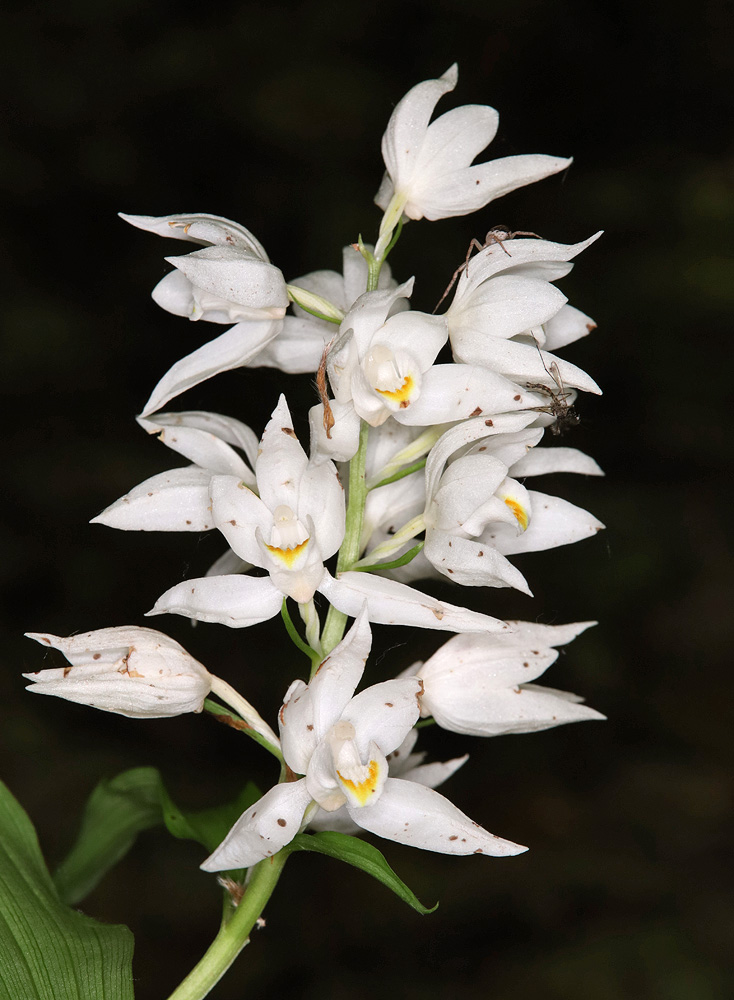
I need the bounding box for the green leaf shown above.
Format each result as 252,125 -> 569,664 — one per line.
0,781 -> 135,1000
160,781 -> 260,854
288,831 -> 437,915
53,767 -> 261,906
54,767 -> 162,906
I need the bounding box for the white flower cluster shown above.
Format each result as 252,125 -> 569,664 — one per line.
26,66 -> 605,868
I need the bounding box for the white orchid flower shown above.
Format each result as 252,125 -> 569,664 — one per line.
374,65 -> 571,239
201,613 -> 526,870
422,418 -> 605,594
309,282 -> 544,463
407,621 -> 605,736
149,397 -> 511,635
121,213 -> 289,415
248,245 -> 400,375
24,627 -> 213,718
445,234 -> 602,395
357,414 -> 604,594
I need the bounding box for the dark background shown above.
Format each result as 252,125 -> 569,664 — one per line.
2,1 -> 732,997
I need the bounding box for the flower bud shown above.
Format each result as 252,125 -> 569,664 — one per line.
24,626 -> 212,718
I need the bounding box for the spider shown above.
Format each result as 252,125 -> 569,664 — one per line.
434,227 -> 541,313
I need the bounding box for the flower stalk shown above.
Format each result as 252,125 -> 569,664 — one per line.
166,851 -> 290,1000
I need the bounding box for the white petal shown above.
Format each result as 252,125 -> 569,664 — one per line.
351,777 -> 526,856
403,754 -> 469,789
308,610 -> 373,741
423,529 -> 532,594
205,548 -> 250,577
319,570 -> 511,634
417,154 -> 572,221
379,66 -> 458,200
90,467 -> 213,531
119,212 -> 270,258
370,311 -> 448,370
166,245 -> 288,315
399,365 -> 542,426
542,304 -> 597,350
308,399 -> 361,463
413,105 -> 499,186
246,314 -> 331,374
449,274 -> 567,341
454,339 -> 601,394
210,475 -> 272,566
424,412 -> 538,503
256,396 -> 309,512
141,319 -> 282,417
201,780 -> 312,871
487,491 -> 604,555
424,680 -> 605,736
455,233 -> 603,298
137,414 -> 253,481
148,574 -> 282,628
510,446 -> 604,477
298,461 -> 345,559
341,678 -> 422,758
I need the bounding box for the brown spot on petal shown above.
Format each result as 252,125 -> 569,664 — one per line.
63,666 -> 73,678
186,520 -> 192,525
93,653 -> 101,660
470,407 -> 482,417
277,818 -> 287,827
474,848 -> 484,854
447,568 -> 454,574
478,550 -> 484,557
229,519 -> 237,526
281,427 -> 297,437
523,662 -> 529,667
484,419 -> 494,426
385,702 -> 393,707
399,399 -> 410,409
513,394 -> 521,401
586,322 -> 597,332
431,607 -> 444,621
307,724 -> 314,731
449,835 -> 458,841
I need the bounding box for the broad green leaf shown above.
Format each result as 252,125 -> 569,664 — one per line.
54,767 -> 162,906
0,781 -> 135,1000
53,767 -> 261,906
160,780 -> 261,853
288,831 -> 438,915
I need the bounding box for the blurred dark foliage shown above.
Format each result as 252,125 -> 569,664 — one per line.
1,0 -> 732,997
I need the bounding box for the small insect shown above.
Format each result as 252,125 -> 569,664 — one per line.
434,226 -> 541,313
526,359 -> 580,436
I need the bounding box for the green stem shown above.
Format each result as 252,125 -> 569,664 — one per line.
281,599 -> 320,661
166,852 -> 289,1000
319,420 -> 370,660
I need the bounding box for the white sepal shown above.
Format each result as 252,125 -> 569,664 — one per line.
201,780 -> 313,871
350,777 -> 527,856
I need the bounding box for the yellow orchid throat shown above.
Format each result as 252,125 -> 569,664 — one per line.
375,374 -> 415,406
504,497 -> 529,531
337,759 -> 381,806
264,537 -> 309,567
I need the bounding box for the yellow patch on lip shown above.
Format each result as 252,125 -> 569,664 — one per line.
375,374 -> 414,405
337,759 -> 381,806
264,538 -> 309,567
504,497 -> 529,531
